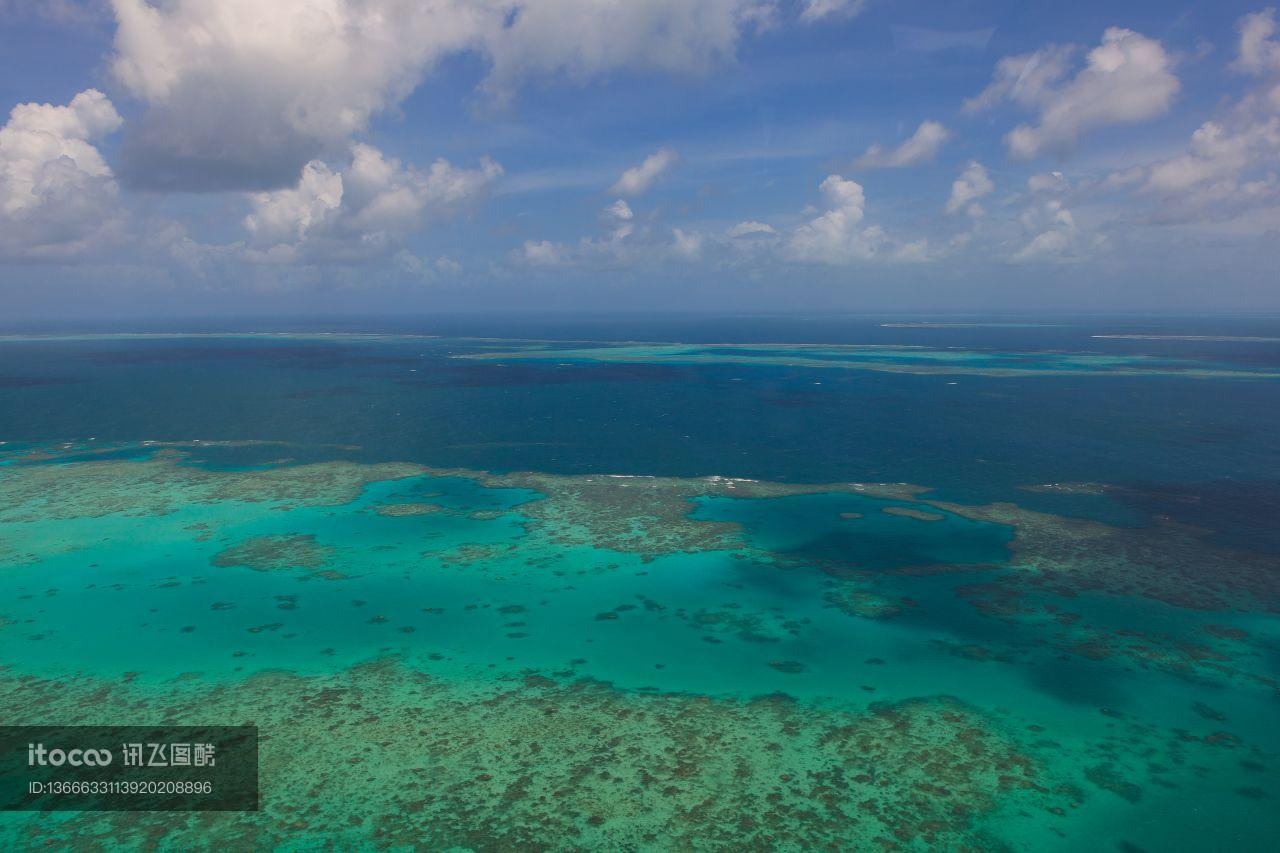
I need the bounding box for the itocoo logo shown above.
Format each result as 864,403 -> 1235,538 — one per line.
27,743 -> 113,767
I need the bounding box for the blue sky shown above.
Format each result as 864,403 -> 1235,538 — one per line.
1,0 -> 1278,318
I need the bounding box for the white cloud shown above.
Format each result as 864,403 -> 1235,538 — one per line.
516,194 -> 644,268
610,148 -> 680,196
598,198 -> 636,245
894,238 -> 929,262
964,44 -> 1076,113
799,0 -> 868,24
671,228 -> 703,259
1109,116 -> 1280,225
945,160 -> 994,216
519,239 -> 565,266
1234,7 -> 1280,112
604,198 -> 634,221
108,0 -> 494,190
1014,228 -> 1072,260
0,89 -> 124,258
787,174 -> 888,263
515,172 -> 927,271
243,161 -> 343,247
1099,10 -> 1280,227
727,220 -> 776,238
855,120 -> 950,168
1234,7 -> 1280,75
969,28 -> 1179,158
1027,171 -> 1068,193
243,143 -> 501,260
1144,119 -> 1280,193
108,1 -> 766,191
1013,199 -> 1080,261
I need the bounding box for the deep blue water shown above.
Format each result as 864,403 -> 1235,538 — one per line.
2,315 -> 1278,552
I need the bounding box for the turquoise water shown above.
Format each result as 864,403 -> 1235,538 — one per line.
458,340 -> 1278,377
1,320 -> 1278,849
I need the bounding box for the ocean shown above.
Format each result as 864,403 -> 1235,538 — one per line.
0,314 -> 1277,849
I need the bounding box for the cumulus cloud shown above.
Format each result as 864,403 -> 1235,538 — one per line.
1013,199 -> 1080,261
1144,119 -> 1280,193
1233,7 -> 1280,112
515,196 -> 643,267
945,160 -> 994,216
1101,10 -> 1280,225
783,176 -> 924,264
787,174 -> 888,263
0,89 -> 124,258
519,239 -> 565,266
107,1 -> 768,191
108,0 -> 494,191
798,0 -> 868,24
1234,7 -> 1280,75
1014,229 -> 1072,260
242,162 -> 343,249
242,143 -> 502,261
1107,115 -> 1280,226
610,148 -> 680,196
855,120 -> 950,168
969,28 -> 1179,158
516,171 -> 929,271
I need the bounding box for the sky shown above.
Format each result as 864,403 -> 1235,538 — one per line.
1,0 -> 1279,319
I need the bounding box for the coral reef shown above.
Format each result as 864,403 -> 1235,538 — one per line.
457,342 -> 1280,379
0,662 -> 1064,851
434,469 -> 924,557
211,535 -> 337,577
1,445 -> 1277,849
0,453 -> 425,523
933,500 -> 1280,613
